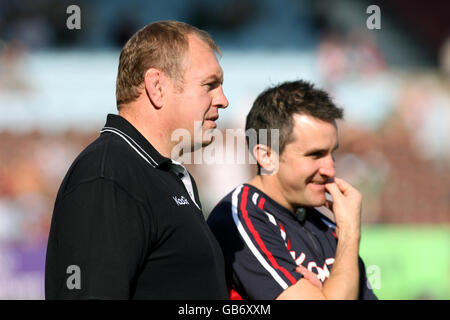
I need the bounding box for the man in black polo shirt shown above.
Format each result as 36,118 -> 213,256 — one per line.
207,80 -> 377,300
45,21 -> 229,299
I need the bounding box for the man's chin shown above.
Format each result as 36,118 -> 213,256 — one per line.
189,137 -> 215,152
294,198 -> 326,209
307,194 -> 327,208
203,135 -> 215,147
201,129 -> 216,147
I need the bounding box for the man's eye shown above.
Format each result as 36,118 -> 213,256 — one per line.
205,82 -> 219,90
311,152 -> 325,159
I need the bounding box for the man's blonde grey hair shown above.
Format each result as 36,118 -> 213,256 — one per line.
116,20 -> 221,108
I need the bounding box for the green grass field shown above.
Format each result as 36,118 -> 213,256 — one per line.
359,225 -> 450,300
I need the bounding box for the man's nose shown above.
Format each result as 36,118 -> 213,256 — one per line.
319,154 -> 335,178
214,86 -> 229,109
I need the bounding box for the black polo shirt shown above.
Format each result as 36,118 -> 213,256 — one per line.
207,184 -> 377,300
45,114 -> 228,299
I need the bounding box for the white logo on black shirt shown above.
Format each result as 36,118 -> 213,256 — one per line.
173,195 -> 189,206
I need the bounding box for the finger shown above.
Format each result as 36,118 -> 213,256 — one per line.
309,276 -> 323,289
324,181 -> 342,199
296,266 -> 317,281
295,265 -> 311,280
333,177 -> 354,196
296,266 -> 322,289
296,265 -> 308,274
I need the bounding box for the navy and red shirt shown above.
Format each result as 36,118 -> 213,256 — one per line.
207,183 -> 377,300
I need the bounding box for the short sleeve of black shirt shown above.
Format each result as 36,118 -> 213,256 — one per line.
45,177 -> 151,299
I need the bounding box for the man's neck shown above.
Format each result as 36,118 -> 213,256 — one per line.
248,175 -> 296,213
119,106 -> 174,159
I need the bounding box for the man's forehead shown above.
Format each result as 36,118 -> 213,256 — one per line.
203,69 -> 224,82
185,35 -> 223,80
293,113 -> 337,128
187,34 -> 217,59
290,114 -> 338,147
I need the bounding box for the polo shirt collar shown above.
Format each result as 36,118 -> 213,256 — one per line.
101,114 -> 201,210
244,183 -> 309,223
101,113 -> 172,169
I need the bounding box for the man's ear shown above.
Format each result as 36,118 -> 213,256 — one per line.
252,144 -> 279,175
144,68 -> 164,109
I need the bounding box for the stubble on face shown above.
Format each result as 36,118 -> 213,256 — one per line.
274,114 -> 338,210
169,35 -> 226,152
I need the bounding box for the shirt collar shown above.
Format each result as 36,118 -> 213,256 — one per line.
100,113 -> 172,169
243,183 -> 311,222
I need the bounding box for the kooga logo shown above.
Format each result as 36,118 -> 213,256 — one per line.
173,195 -> 189,206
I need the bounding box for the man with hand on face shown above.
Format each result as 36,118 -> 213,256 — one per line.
46,21 -> 229,299
207,80 -> 377,300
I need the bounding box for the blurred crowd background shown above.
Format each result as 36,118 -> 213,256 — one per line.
0,0 -> 449,299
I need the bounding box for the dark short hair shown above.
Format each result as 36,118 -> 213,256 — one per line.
245,80 -> 343,156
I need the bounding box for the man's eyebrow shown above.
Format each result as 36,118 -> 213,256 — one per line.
201,72 -> 223,84
304,143 -> 339,156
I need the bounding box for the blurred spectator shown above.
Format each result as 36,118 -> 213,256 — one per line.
0,131 -> 96,298
0,40 -> 30,92
317,32 -> 348,89
439,37 -> 450,79
317,28 -> 386,92
347,29 -> 386,75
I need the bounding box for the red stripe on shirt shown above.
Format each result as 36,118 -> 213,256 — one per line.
257,197 -> 266,210
229,288 -> 244,300
240,186 -> 297,285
